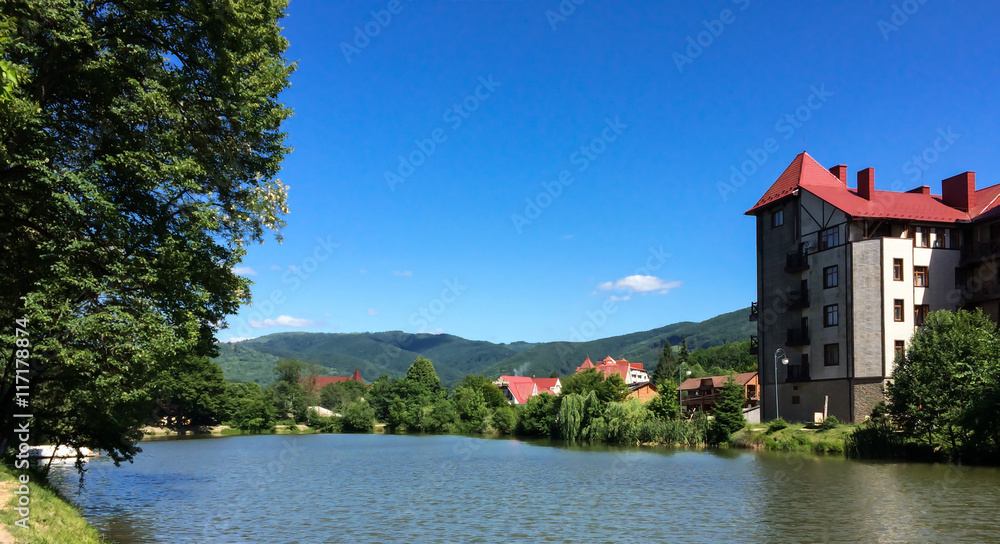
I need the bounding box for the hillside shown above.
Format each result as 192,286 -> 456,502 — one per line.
214,307 -> 754,386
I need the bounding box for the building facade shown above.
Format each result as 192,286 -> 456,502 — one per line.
747,152 -> 1000,422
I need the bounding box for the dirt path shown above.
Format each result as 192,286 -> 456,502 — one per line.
0,480 -> 18,544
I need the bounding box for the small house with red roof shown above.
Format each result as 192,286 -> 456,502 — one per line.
677,371 -> 759,415
301,368 -> 366,392
493,376 -> 561,404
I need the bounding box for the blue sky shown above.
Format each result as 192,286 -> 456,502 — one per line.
221,0 -> 1000,344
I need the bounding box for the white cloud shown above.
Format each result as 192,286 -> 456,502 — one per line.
367,309 -> 379,315
393,270 -> 412,277
247,315 -> 316,328
232,266 -> 257,276
609,295 -> 631,302
597,275 -> 681,295
270,265 -> 283,271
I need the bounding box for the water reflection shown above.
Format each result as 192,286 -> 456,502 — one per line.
47,435 -> 1000,544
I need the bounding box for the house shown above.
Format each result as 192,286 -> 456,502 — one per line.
575,356 -> 650,384
627,381 -> 658,403
676,371 -> 759,414
746,152 -> 1000,422
493,376 -> 561,404
301,368 -> 365,393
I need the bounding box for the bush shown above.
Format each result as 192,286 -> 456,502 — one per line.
490,405 -> 518,435
342,400 -> 375,433
818,415 -> 840,431
767,417 -> 789,433
306,409 -> 343,433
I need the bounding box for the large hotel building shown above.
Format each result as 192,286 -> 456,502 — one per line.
747,152 -> 1000,422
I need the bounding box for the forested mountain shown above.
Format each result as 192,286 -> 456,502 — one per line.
214,307 -> 754,385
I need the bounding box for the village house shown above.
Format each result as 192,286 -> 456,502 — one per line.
301,368 -> 366,393
493,376 -> 562,404
747,152 -> 1000,422
576,356 -> 650,384
676,371 -> 759,416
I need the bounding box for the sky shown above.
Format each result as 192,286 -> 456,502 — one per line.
220,0 -> 1000,344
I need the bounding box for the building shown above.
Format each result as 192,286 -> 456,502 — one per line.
493,376 -> 561,404
676,371 -> 759,414
576,356 -> 650,384
627,381 -> 659,403
302,368 -> 365,392
746,152 -> 1000,422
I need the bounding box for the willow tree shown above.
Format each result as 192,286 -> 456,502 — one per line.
0,0 -> 294,463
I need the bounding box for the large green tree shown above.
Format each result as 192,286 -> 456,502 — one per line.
0,0 -> 294,462
651,340 -> 675,386
708,376 -> 747,444
887,309 -> 1000,462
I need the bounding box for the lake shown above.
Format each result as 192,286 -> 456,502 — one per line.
48,434 -> 1000,543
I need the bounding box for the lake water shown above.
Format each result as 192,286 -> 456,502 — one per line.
48,434 -> 1000,543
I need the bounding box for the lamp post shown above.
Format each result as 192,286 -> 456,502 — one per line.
678,363 -> 691,416
773,348 -> 789,420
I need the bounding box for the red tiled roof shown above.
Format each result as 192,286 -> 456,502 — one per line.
533,378 -> 560,392
678,371 -> 757,392
745,152 -> 1000,223
303,368 -> 365,392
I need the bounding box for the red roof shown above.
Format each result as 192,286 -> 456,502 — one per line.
746,152 -> 1000,222
575,356 -> 648,382
496,376 -> 558,404
532,378 -> 560,393
303,368 -> 365,392
678,371 -> 757,392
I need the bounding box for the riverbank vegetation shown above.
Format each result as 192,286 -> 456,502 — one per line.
846,309 -> 1000,465
0,466 -> 103,544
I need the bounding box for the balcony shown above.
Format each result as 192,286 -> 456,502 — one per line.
749,302 -> 758,322
786,326 -> 810,346
749,335 -> 759,355
785,251 -> 809,273
789,288 -> 809,310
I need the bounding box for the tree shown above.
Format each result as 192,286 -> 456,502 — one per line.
404,357 -> 445,396
0,1 -> 294,463
517,393 -> 557,436
151,355 -> 228,427
709,376 -> 747,444
271,358 -> 309,422
561,368 -> 629,403
224,383 -> 276,434
341,400 -> 375,433
887,309 -> 1000,462
452,386 -> 488,432
678,339 -> 690,368
646,382 -> 680,421
454,374 -> 507,409
319,380 -> 368,412
651,339 -> 675,386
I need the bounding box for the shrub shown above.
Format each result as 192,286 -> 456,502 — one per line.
342,400 -> 375,433
767,417 -> 789,433
490,405 -> 518,435
818,415 -> 840,431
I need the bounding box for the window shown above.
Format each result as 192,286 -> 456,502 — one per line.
823,265 -> 838,289
915,304 -> 929,326
894,340 -> 905,361
893,259 -> 903,281
823,304 -> 839,327
932,228 -> 943,248
916,226 -> 929,248
950,229 -> 962,249
791,396 -> 800,405
914,266 -> 928,287
894,299 -> 905,322
771,209 -> 784,228
824,344 -> 839,366
820,226 -> 839,250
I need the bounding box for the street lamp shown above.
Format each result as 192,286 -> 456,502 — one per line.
678,363 -> 691,416
773,348 -> 789,420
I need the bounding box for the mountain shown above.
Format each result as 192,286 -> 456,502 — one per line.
214,307 -> 754,386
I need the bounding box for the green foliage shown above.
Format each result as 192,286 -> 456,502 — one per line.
0,0 -> 294,462
453,385 -> 489,432
490,404 -> 518,435
818,415 -> 840,431
274,357 -> 306,385
406,356 -> 445,396
271,381 -> 309,423
687,339 -> 756,377
651,340 -> 675,386
455,374 -> 508,408
319,380 -> 368,412
709,377 -> 747,444
646,382 -> 680,421
152,355 -> 228,426
341,400 -> 375,433
603,399 -> 650,444
887,309 -> 1000,462
767,417 -> 789,433
561,368 -> 630,403
306,409 -> 343,433
225,383 -> 276,434
517,393 -> 558,436
557,391 -> 601,441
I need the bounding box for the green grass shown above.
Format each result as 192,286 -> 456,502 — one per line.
731,422 -> 857,454
0,466 -> 105,544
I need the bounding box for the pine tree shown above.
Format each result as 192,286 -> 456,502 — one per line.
709,376 -> 747,444
651,340 -> 675,385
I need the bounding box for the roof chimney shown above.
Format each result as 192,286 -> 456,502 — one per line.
942,172 -> 976,212
857,168 -> 874,200
829,164 -> 847,184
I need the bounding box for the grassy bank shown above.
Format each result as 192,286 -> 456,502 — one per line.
730,422 -> 857,454
0,466 -> 104,544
